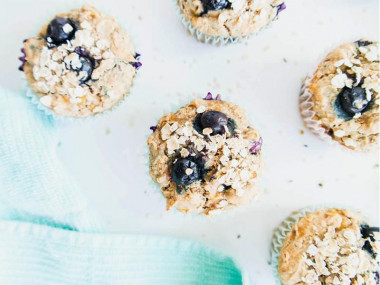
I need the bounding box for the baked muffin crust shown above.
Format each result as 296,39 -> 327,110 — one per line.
308,41 -> 379,151
278,209 -> 379,285
22,5 -> 140,117
147,94 -> 263,215
178,0 -> 285,38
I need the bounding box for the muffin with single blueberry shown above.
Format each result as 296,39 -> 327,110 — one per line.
147,93 -> 263,215
300,40 -> 379,151
272,208 -> 379,285
177,0 -> 286,41
19,4 -> 141,118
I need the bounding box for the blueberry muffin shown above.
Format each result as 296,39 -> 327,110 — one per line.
177,0 -> 286,39
20,5 -> 141,118
147,93 -> 263,215
276,208 -> 379,285
300,40 -> 379,151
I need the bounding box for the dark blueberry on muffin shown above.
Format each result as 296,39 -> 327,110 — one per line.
46,18 -> 77,47
172,155 -> 204,194
338,86 -> 370,116
200,0 -> 231,15
356,40 -> 373,47
69,48 -> 95,83
201,111 -> 228,135
361,225 -> 379,240
194,110 -> 236,136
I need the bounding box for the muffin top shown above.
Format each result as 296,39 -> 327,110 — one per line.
309,40 -> 379,151
21,4 -> 141,117
178,0 -> 285,38
147,93 -> 263,215
278,208 -> 379,285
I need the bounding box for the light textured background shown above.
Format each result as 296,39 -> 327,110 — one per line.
1,0 -> 379,284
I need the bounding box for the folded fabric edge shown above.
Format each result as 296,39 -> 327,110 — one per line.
0,220 -> 251,284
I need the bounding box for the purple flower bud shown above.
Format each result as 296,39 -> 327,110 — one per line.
204,92 -> 213,100
203,92 -> 222,101
130,53 -> 142,70
130,61 -> 142,70
150,125 -> 157,132
249,137 -> 263,154
277,3 -> 286,15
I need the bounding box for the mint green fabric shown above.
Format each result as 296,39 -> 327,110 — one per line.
0,88 -> 246,285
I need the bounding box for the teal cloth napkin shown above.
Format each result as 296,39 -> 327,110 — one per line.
0,88 -> 247,285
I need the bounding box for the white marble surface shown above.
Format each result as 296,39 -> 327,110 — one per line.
1,0 -> 379,283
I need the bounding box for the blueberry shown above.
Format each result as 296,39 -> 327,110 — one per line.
46,18 -> 76,47
173,157 -> 203,189
193,110 -> 237,136
200,111 -> 228,135
356,40 -> 373,47
172,154 -> 207,194
361,225 -> 379,241
200,0 -> 231,14
338,87 -> 370,116
363,240 -> 377,259
360,225 -> 379,259
67,48 -> 95,83
77,56 -> 94,83
74,46 -> 90,58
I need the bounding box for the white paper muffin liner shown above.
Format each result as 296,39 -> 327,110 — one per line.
173,0 -> 283,45
299,76 -> 337,144
270,204 -> 372,285
20,3 -> 142,123
144,91 -> 264,220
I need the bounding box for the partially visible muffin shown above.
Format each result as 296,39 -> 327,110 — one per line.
21,5 -> 141,118
300,40 -> 379,151
147,93 -> 263,215
277,208 -> 379,285
177,0 -> 286,39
